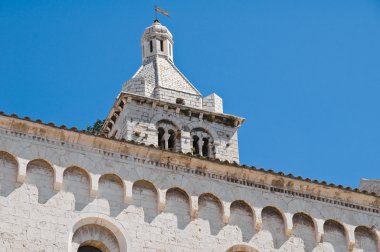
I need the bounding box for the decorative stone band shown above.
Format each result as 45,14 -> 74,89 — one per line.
102,92 -> 245,135
1,126 -> 379,216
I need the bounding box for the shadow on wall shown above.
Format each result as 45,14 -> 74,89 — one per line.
98,174 -> 126,217
229,200 -> 255,242
323,220 -> 349,252
355,226 -> 379,252
26,159 -> 57,204
132,180 -> 159,223
198,193 -> 224,236
164,187 -> 191,230
292,212 -> 317,252
62,166 -> 93,211
0,152 -> 22,197
261,206 -> 287,249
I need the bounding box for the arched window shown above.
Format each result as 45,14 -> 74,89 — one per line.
150,40 -> 153,52
202,138 -> 209,157
192,136 -> 200,155
158,127 -> 165,148
157,120 -> 179,151
168,129 -> 175,150
191,128 -> 213,158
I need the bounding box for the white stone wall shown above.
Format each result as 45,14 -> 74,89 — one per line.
153,87 -> 202,109
203,93 -> 223,113
0,126 -> 379,252
111,100 -> 240,163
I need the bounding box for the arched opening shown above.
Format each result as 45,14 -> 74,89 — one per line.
230,200 -> 255,242
192,136 -> 200,155
355,226 -> 378,252
202,138 -> 209,157
132,180 -> 158,223
0,151 -> 18,197
78,245 -> 102,252
158,127 -> 165,148
168,129 -> 175,150
62,166 -> 91,211
165,187 -> 191,229
26,159 -> 56,204
191,128 -> 214,158
198,193 -> 224,235
226,244 -> 258,252
156,120 -> 179,151
261,206 -> 287,249
98,174 -> 124,217
292,212 -> 317,252
72,224 -> 119,252
323,219 -> 348,252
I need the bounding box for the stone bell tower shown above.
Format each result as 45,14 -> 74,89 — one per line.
103,20 -> 245,163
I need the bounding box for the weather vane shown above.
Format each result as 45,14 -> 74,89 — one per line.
154,5 -> 170,20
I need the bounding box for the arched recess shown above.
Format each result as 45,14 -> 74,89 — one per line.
198,193 -> 224,235
0,151 -> 19,197
156,119 -> 180,151
226,244 -> 258,252
26,159 -> 56,204
355,226 -> 378,252
132,180 -> 159,223
323,219 -> 349,252
165,187 -> 191,229
292,212 -> 317,252
261,206 -> 287,249
230,200 -> 255,242
98,174 -> 125,217
69,214 -> 128,252
190,128 -> 214,158
62,166 -> 91,211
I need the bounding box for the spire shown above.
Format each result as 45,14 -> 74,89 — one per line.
141,20 -> 174,64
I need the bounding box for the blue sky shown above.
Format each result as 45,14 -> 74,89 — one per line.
1,0 -> 380,188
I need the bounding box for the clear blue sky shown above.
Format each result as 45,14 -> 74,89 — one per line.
1,1 -> 380,188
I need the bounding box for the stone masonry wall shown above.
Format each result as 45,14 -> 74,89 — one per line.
0,123 -> 379,252
111,100 -> 240,163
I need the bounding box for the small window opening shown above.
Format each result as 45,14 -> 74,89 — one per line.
168,129 -> 175,150
193,136 -> 200,155
160,40 -> 164,51
169,43 -> 172,56
150,40 -> 153,53
176,98 -> 185,105
202,138 -> 209,157
158,127 -> 165,148
78,246 -> 102,252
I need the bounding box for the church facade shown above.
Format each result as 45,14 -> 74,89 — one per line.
0,20 -> 379,252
